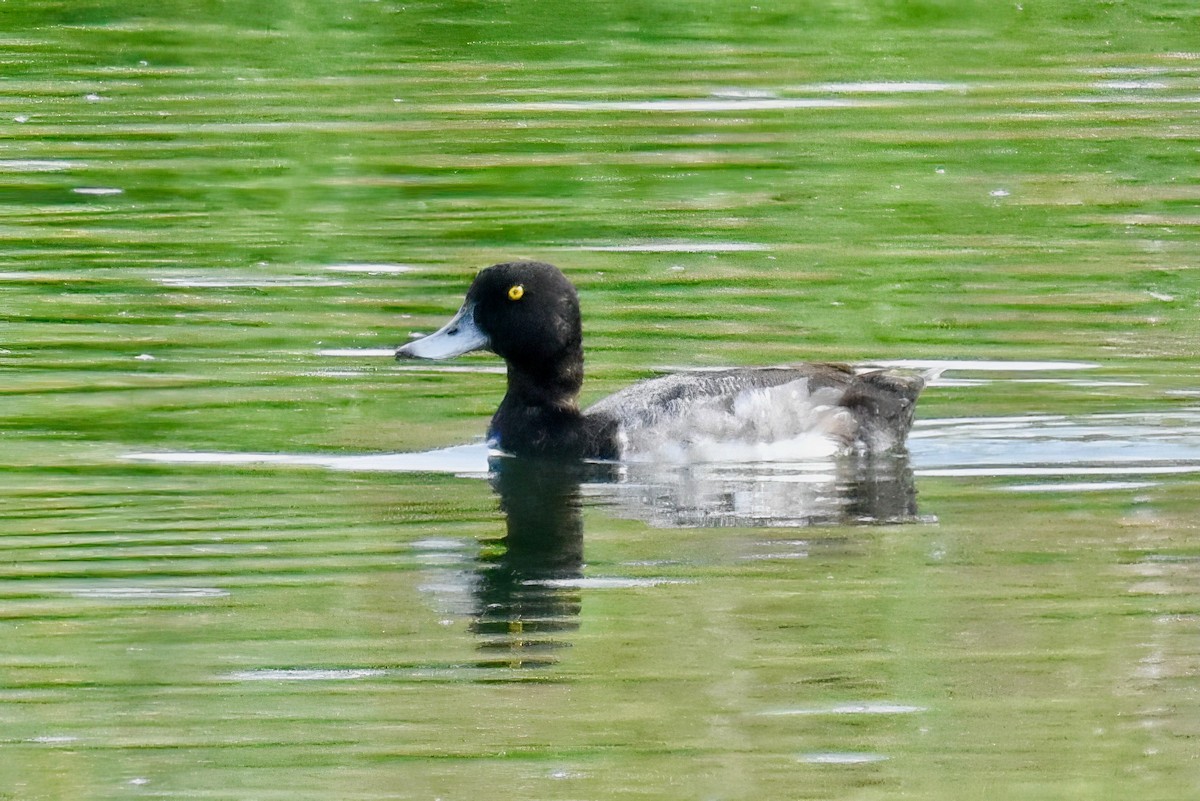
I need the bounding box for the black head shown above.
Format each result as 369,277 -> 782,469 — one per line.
466,261 -> 581,367
397,261 -> 583,372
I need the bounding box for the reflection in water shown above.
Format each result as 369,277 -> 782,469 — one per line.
467,458 -> 618,667
599,453 -> 920,528
463,453 -> 917,665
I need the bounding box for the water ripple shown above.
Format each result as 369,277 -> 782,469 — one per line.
760,703 -> 927,716
224,668 -> 387,682
464,98 -> 859,113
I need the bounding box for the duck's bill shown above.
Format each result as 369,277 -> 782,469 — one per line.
396,302 -> 489,360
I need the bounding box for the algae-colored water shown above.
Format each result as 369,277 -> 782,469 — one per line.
3,2 -> 1200,799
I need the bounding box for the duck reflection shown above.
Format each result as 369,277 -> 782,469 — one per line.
603,453 -> 920,529
468,457 -> 617,667
464,453 -> 918,666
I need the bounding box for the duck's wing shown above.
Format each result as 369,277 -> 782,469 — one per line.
586,364 -> 864,419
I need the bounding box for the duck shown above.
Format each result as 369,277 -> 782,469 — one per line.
396,261 -> 925,461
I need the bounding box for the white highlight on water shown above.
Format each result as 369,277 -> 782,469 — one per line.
810,81 -> 964,93
525,577 -> 692,589
1000,481 -> 1158,492
68,587 -> 229,600
921,465 -> 1200,478
573,242 -> 770,253
469,98 -> 857,112
126,444 -> 493,475
225,668 -> 387,681
760,703 -> 927,716
798,752 -> 890,765
870,359 -> 1100,372
319,348 -> 401,358
324,263 -> 416,274
158,275 -> 347,288
0,159 -> 77,171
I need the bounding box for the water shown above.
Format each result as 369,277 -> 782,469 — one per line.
4,2 -> 1200,799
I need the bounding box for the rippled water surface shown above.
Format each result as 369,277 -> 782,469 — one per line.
4,2 -> 1200,799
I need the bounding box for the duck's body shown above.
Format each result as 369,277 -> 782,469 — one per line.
588,364 -> 923,460
396,261 -> 924,461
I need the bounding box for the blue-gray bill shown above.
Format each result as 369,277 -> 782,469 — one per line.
396,301 -> 488,360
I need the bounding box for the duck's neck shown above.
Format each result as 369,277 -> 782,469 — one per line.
488,347 -> 591,457
501,349 -> 584,413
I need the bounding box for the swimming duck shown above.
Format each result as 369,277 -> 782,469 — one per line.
396,261 -> 924,461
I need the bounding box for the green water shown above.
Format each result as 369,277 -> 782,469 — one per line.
3,2 -> 1200,799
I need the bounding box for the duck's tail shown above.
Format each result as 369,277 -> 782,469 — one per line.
841,369 -> 926,452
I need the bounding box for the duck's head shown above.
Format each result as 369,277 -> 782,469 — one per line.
396,261 -> 582,369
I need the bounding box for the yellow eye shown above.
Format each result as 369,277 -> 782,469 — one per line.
507,284 -> 525,301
